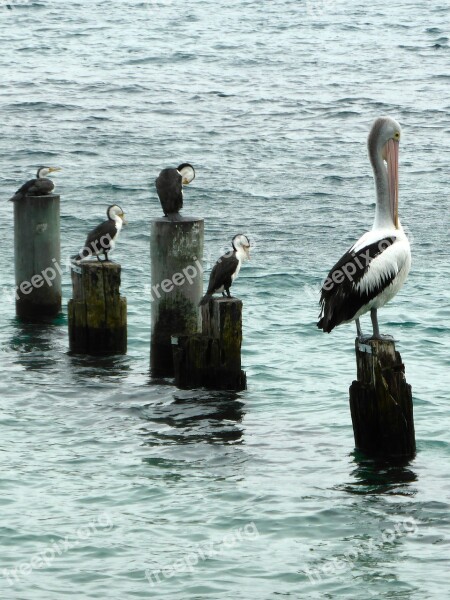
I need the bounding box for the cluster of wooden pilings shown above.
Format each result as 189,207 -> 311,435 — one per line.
12,194 -> 416,460
13,197 -> 246,391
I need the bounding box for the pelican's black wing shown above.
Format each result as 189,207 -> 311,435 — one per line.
317,236 -> 397,332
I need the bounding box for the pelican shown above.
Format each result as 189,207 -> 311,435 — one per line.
73,205 -> 126,262
199,234 -> 251,306
155,163 -> 195,217
9,166 -> 62,202
317,116 -> 411,340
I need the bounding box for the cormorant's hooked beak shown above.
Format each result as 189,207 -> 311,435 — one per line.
384,139 -> 399,228
48,167 -> 62,173
245,246 -> 251,260
120,212 -> 127,224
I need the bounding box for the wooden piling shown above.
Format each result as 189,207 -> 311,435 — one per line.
349,338 -> 415,458
172,297 -> 247,391
68,260 -> 127,355
150,216 -> 204,377
14,194 -> 62,320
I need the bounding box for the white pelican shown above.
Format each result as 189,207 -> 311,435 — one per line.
199,234 -> 251,305
317,116 -> 411,339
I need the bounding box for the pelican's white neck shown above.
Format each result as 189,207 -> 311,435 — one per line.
371,146 -> 395,230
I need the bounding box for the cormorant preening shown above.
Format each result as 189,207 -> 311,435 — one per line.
9,166 -> 61,202
199,234 -> 251,306
155,163 -> 195,217
73,204 -> 126,262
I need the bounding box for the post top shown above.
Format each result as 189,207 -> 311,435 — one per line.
152,215 -> 204,224
213,297 -> 242,304
22,193 -> 60,200
72,259 -> 121,271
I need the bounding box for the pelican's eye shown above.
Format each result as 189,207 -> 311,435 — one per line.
394,131 -> 400,140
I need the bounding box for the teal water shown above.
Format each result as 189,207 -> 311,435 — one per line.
1,1 -> 449,598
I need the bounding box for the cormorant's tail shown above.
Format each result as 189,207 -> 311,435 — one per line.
198,293 -> 212,307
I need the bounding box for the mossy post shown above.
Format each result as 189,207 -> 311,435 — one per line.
349,338 -> 415,459
172,297 -> 247,391
150,216 -> 204,377
14,194 -> 62,320
68,260 -> 127,355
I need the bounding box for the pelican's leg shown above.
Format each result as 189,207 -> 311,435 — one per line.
355,318 -> 363,338
370,308 -> 394,341
370,308 -> 380,338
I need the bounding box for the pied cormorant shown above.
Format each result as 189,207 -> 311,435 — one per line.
199,234 -> 251,306
73,205 -> 126,262
317,116 -> 411,340
155,163 -> 195,217
9,166 -> 61,202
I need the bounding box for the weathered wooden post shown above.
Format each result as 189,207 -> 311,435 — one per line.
349,338 -> 415,458
172,297 -> 247,391
68,260 -> 127,355
150,216 -> 204,377
14,194 -> 62,320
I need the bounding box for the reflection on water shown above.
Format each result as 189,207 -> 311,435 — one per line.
139,390 -> 246,446
67,353 -> 131,383
342,450 -> 418,496
7,317 -> 64,371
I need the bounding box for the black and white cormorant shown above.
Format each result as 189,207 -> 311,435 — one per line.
9,166 -> 61,202
73,204 -> 126,262
317,116 -> 411,340
199,234 -> 251,306
155,163 -> 195,217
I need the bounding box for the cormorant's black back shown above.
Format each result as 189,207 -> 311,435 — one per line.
74,220 -> 118,260
207,252 -> 239,295
155,168 -> 183,215
9,178 -> 54,202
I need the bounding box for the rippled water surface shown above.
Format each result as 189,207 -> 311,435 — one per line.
0,1 -> 449,598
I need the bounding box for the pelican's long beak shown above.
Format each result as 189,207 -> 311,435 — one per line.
48,167 -> 62,173
385,139 -> 399,228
